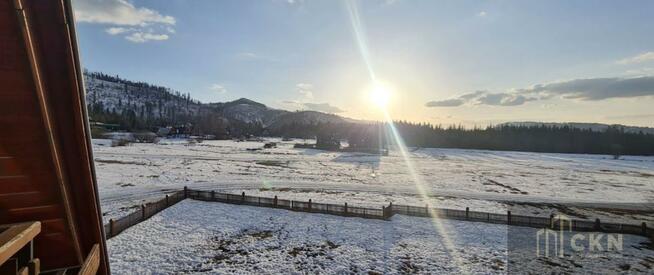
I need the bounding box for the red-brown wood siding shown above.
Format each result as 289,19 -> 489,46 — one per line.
0,0 -> 109,273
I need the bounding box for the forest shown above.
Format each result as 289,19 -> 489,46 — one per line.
388,121 -> 654,156
271,121 -> 654,156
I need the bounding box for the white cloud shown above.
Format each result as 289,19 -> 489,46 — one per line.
73,0 -> 175,26
477,11 -> 487,17
425,98 -> 465,107
303,103 -> 344,113
73,0 -> 175,43
125,32 -> 169,43
426,91 -> 535,107
617,52 -> 654,65
105,27 -> 131,35
296,83 -> 314,99
296,83 -> 313,90
426,76 -> 654,108
281,100 -> 344,113
209,84 -> 227,94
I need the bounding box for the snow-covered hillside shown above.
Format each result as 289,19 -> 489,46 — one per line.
84,72 -> 352,129
85,72 -> 201,121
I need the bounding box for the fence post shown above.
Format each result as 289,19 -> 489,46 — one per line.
141,204 -> 146,220
274,196 -> 278,207
211,191 -> 215,201
165,194 -> 169,206
643,222 -> 647,235
549,214 -> 554,229
389,202 -> 393,214
507,211 -> 512,225
184,186 -> 188,199
382,206 -> 386,219
308,199 -> 312,211
109,219 -> 115,237
465,207 -> 469,219
344,203 -> 348,215
241,192 -> 245,203
595,218 -> 601,230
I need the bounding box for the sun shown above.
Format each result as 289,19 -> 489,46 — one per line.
369,82 -> 392,108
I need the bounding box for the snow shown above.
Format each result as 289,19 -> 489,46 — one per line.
93,139 -> 654,223
91,139 -> 116,147
108,200 -> 653,274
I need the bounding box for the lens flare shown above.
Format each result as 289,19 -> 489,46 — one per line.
346,0 -> 469,273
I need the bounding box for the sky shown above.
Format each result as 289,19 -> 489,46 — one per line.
73,0 -> 654,127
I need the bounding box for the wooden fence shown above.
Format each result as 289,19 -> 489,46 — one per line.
104,191 -> 185,239
186,188 -> 385,220
389,203 -> 649,237
103,187 -> 652,240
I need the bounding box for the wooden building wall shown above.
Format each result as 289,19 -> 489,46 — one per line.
0,0 -> 109,273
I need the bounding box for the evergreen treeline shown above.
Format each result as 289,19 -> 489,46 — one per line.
268,120 -> 654,156
389,121 -> 654,156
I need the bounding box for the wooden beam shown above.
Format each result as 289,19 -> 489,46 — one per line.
12,0 -> 83,263
0,222 -> 40,265
77,244 -> 99,275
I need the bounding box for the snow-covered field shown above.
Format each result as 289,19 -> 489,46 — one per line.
93,138 -> 654,224
108,200 -> 653,274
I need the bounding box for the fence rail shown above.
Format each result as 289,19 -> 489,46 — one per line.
104,191 -> 185,239
186,189 -> 387,220
104,187 -> 653,240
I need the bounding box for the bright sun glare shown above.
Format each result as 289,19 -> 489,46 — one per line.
369,82 -> 392,108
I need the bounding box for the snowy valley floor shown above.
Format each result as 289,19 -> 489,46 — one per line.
108,200 -> 654,274
97,140 -> 654,273
93,139 -> 654,224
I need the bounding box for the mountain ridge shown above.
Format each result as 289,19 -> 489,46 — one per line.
84,71 -> 353,135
